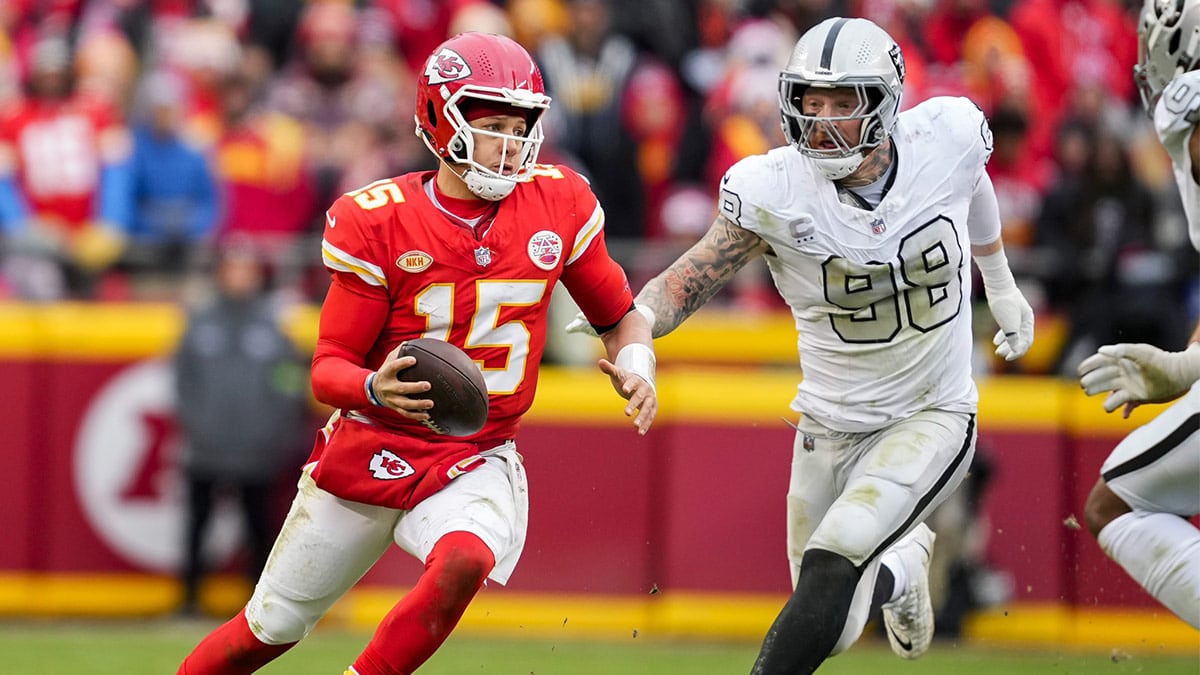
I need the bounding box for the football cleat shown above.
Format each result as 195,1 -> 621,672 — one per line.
881,523 -> 936,659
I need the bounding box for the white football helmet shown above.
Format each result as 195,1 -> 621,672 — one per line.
1134,0 -> 1200,114
778,17 -> 905,180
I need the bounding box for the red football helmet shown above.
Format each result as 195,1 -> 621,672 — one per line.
415,32 -> 551,200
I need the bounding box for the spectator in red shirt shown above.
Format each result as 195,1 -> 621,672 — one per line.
0,30 -> 132,298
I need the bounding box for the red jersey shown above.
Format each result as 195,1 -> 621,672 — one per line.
0,96 -> 127,229
315,164 -> 633,441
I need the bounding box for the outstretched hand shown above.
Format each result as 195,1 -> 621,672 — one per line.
1078,343 -> 1200,417
598,357 -> 657,435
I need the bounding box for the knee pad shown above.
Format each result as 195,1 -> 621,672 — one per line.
431,532 -> 494,575
245,580 -> 328,645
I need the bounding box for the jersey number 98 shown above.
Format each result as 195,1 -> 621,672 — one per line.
821,217 -> 963,343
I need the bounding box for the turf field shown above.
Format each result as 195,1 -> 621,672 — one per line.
0,619 -> 1196,674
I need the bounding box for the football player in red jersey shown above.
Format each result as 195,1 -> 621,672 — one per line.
178,32 -> 657,675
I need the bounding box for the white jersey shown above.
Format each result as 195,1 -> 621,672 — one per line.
719,97 -> 991,432
1154,69 -> 1200,252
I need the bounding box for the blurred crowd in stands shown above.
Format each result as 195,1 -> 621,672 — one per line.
0,0 -> 1196,376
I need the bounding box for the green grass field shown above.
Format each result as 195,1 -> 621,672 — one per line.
0,619 -> 1196,674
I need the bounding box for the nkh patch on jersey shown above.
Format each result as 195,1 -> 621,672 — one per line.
397,250 -> 433,272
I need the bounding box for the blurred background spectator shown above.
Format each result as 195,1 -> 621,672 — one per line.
172,239 -> 308,617
0,27 -> 132,300
210,67 -> 316,281
537,0 -> 654,241
265,0 -> 419,212
1034,128 -> 1194,374
124,69 -> 218,292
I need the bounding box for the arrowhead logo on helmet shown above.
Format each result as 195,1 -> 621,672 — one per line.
426,48 -> 471,85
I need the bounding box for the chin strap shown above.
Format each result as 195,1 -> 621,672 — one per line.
463,168 -> 517,201
811,152 -> 866,181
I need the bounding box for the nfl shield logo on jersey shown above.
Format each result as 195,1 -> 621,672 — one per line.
474,246 -> 493,267
870,217 -> 887,235
527,230 -> 563,271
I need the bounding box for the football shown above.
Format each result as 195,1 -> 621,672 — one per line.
397,338 -> 489,436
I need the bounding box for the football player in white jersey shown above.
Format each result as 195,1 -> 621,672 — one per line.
571,16 -> 1033,672
1076,0 -> 1200,630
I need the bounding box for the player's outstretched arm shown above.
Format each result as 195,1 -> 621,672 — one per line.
597,309 -> 657,435
564,215 -> 770,340
635,214 -> 770,337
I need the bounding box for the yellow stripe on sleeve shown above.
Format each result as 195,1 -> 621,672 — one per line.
321,240 -> 387,288
566,204 -> 605,265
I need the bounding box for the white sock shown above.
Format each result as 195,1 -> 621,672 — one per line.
1098,511 -> 1200,628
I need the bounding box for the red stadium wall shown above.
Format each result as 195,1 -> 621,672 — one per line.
0,302 -> 1184,619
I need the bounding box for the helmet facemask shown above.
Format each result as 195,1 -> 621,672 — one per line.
780,76 -> 892,180
426,86 -> 549,201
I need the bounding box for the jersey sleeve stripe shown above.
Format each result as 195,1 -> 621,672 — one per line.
566,204 -> 605,265
322,239 -> 387,287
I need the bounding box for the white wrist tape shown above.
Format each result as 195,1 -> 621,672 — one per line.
615,343 -> 656,392
975,248 -> 1017,293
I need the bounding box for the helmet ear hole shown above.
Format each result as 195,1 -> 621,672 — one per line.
449,136 -> 465,154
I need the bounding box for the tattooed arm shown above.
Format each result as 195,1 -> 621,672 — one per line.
637,214 -> 772,338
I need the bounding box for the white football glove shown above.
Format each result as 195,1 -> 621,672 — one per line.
986,287 -> 1034,361
1078,343 -> 1200,413
564,304 -> 657,339
564,311 -> 599,338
